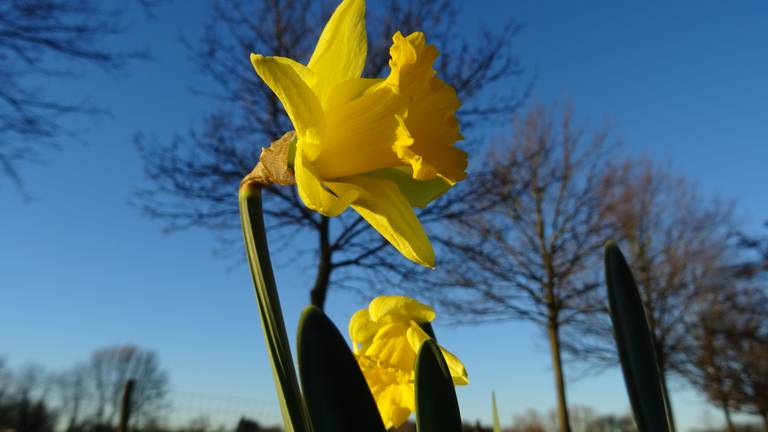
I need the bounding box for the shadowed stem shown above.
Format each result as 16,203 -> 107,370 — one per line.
239,182 -> 312,432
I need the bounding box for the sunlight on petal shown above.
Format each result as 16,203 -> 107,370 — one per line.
327,175 -> 435,267
250,54 -> 324,144
294,141 -> 358,216
307,0 -> 367,104
314,85 -> 412,178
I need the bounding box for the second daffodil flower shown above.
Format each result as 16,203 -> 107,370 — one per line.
349,296 -> 468,429
249,0 -> 467,267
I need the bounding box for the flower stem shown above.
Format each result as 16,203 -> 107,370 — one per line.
239,182 -> 312,432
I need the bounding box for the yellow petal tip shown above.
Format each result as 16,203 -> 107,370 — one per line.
421,257 -> 435,269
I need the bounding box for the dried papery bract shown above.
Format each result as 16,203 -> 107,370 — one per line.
241,131 -> 297,187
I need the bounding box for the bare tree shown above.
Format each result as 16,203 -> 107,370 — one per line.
135,0 -> 528,309
86,345 -> 169,429
12,365 -> 50,404
0,0 -> 161,193
721,270 -> 768,429
716,222 -> 768,429
732,222 -> 768,281
586,159 -> 735,431
0,357 -> 10,405
568,406 -> 598,432
52,363 -> 90,432
736,317 -> 768,430
687,283 -> 768,430
512,409 -> 549,432
0,363 -> 56,432
685,286 -> 750,432
405,104 -> 615,432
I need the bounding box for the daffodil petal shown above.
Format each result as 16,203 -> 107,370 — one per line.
324,77 -> 382,112
351,295 -> 467,429
406,321 -> 430,348
315,84 -> 411,179
374,383 -> 414,429
364,323 -> 417,372
440,346 -> 469,385
294,142 -> 358,216
365,167 -> 452,208
307,0 -> 367,104
370,296 -> 436,323
327,175 -> 435,267
250,54 -> 324,148
267,55 -> 318,88
404,322 -> 468,385
349,308 -> 380,352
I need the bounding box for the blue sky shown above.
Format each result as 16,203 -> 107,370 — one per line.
2,1 -> 767,430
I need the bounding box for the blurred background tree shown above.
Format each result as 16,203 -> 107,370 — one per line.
0,345 -> 169,432
725,284 -> 768,429
540,158 -> 737,432
53,363 -> 89,432
395,103 -> 616,432
2,1 -> 767,432
379,104 -> 767,432
0,363 -> 56,432
684,284 -> 767,432
733,223 -> 768,281
134,0 -> 530,309
0,0 -> 164,194
86,345 -> 169,430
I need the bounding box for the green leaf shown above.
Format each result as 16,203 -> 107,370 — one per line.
239,184 -> 312,432
415,339 -> 462,432
364,167 -> 451,208
419,322 -> 437,340
297,306 -> 386,432
604,241 -> 672,432
491,392 -> 501,432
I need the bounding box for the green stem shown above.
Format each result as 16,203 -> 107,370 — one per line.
239,183 -> 312,432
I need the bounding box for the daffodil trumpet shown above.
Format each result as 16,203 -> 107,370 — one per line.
247,0 -> 467,268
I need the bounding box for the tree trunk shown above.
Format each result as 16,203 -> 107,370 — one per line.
547,319 -> 571,432
118,379 -> 134,432
309,216 -> 332,309
761,411 -> 768,432
721,401 -> 734,432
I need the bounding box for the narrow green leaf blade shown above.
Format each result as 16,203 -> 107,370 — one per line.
239,184 -> 311,432
297,306 -> 386,432
491,392 -> 501,432
419,322 -> 437,340
604,241 -> 671,432
415,339 -> 462,432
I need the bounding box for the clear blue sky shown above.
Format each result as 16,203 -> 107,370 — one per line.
2,1 -> 767,430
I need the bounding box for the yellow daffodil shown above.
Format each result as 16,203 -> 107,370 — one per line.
348,295 -> 468,428
249,0 -> 466,267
